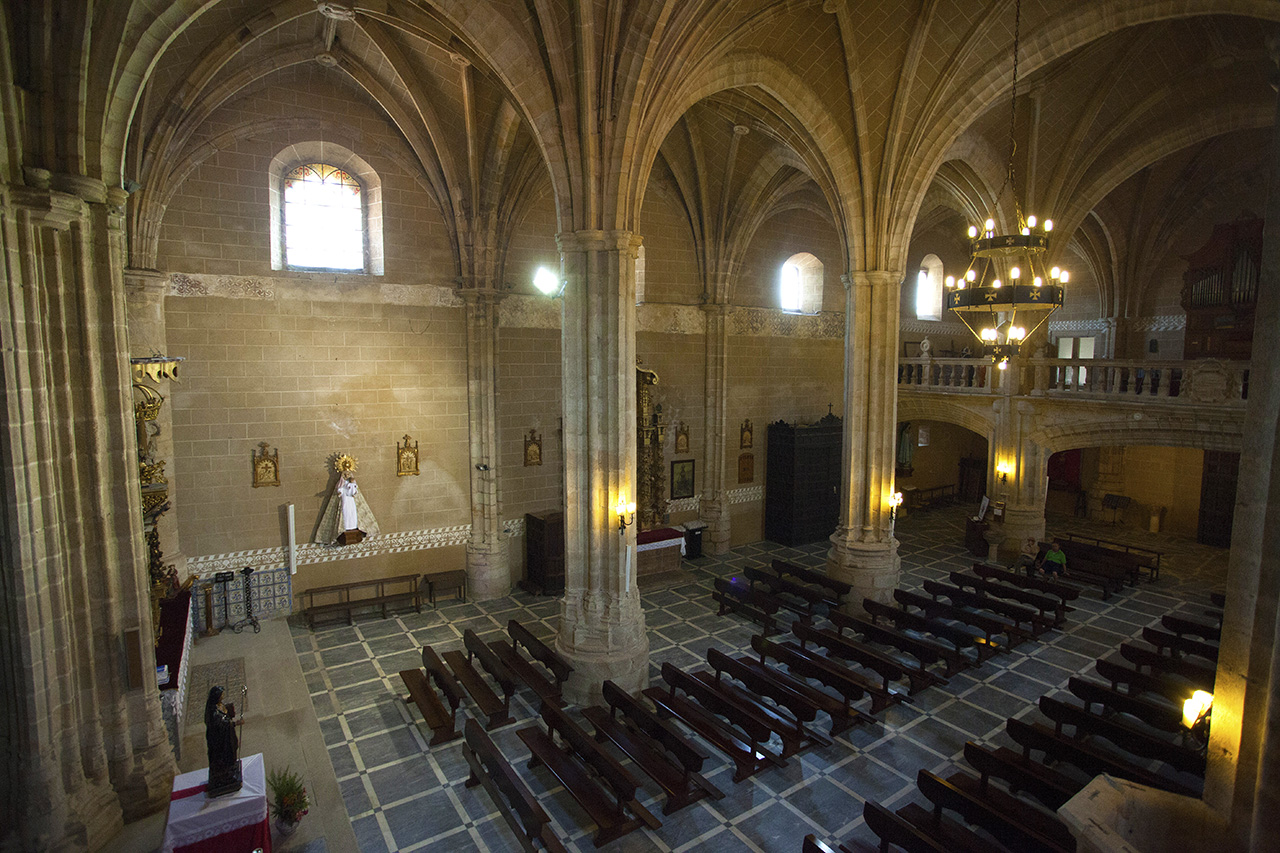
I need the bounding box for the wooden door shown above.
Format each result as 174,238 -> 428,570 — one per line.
1197,451 -> 1239,547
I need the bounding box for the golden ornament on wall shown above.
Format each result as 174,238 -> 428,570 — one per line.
524,430 -> 543,466
252,442 -> 280,487
674,422 -> 690,455
133,384 -> 165,424
397,435 -> 419,476
334,453 -> 358,474
740,419 -> 753,449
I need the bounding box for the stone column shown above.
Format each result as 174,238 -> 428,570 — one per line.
1,175 -> 174,852
699,300 -> 731,554
461,289 -> 511,600
124,268 -> 188,581
994,399 -> 1047,550
827,270 -> 902,609
555,229 -> 649,705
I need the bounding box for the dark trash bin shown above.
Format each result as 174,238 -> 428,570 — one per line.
683,522 -> 706,559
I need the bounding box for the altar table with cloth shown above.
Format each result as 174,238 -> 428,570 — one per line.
163,752 -> 272,853
637,527 -> 685,576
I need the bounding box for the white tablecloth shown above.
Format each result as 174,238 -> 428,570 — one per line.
163,752 -> 268,853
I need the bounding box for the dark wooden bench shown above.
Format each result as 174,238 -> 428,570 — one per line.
773,638 -> 905,716
463,719 -> 567,853
951,570 -> 1067,626
911,768 -> 1076,853
743,566 -> 829,617
972,562 -> 1080,608
904,483 -> 956,511
1068,676 -> 1183,733
921,579 -> 1046,642
771,559 -> 851,606
1161,613 -> 1222,643
1119,642 -> 1215,693
398,647 -> 463,746
457,629 -> 520,723
962,741 -> 1082,811
864,598 -> 986,665
712,577 -> 780,635
749,636 -> 877,731
300,573 -> 423,628
828,608 -> 962,679
863,799 -> 948,853
892,590 -> 1009,658
1006,716 -> 1199,797
688,666 -> 818,759
1038,695 -> 1205,776
642,662 -> 783,782
706,647 -> 833,748
490,637 -> 564,709
793,621 -> 921,699
1141,626 -> 1219,664
581,680 -> 723,814
1048,541 -> 1132,599
517,703 -> 660,847
1094,658 -> 1192,706
801,835 -> 842,853
1059,532 -> 1161,581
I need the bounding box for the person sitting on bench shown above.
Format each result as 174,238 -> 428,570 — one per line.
1015,537 -> 1039,577
1040,541 -> 1068,577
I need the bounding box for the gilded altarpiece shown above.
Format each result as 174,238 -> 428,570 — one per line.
636,366 -> 668,530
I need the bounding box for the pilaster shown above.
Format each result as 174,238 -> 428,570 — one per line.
700,299 -> 731,554
554,229 -> 649,704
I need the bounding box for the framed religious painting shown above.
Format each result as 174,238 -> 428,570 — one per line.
671,459 -> 695,499
738,452 -> 754,483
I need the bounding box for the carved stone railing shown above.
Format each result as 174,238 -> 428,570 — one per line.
899,357 -> 1250,407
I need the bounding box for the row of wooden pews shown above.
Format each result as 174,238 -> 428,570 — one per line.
852,594 -> 1220,852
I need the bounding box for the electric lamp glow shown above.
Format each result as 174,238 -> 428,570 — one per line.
1183,690 -> 1213,729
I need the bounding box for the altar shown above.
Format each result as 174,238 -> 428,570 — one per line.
163,752 -> 271,853
637,527 -> 685,576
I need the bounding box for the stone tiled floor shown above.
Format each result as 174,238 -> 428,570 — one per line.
291,508 -> 1227,852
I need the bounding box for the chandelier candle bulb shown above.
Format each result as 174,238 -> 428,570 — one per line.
1027,215 -> 1037,227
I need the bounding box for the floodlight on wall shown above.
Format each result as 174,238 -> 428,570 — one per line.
533,266 -> 565,297
945,0 -> 1064,368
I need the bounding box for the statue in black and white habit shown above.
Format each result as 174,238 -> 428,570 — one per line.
205,685 -> 243,796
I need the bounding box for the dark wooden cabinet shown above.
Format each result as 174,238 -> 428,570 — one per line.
765,416 -> 842,546
521,510 -> 565,595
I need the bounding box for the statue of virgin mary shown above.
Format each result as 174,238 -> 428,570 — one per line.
315,454 -> 380,545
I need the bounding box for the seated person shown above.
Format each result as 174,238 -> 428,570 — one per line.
1040,541 -> 1068,577
1014,537 -> 1040,576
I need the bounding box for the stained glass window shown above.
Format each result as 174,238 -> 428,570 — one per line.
283,163 -> 364,271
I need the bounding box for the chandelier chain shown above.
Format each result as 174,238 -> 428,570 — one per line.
1000,0 -> 1024,223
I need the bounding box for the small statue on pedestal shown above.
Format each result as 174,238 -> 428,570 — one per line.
205,685 -> 244,797
315,454 -> 380,546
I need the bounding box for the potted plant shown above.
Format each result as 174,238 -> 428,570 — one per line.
266,766 -> 310,835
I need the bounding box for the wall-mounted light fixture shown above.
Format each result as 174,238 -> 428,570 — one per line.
616,495 -> 637,534
533,266 -> 565,297
1183,689 -> 1213,732
889,491 -> 904,524
996,460 -> 1014,484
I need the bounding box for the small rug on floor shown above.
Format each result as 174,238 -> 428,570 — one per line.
185,658 -> 247,724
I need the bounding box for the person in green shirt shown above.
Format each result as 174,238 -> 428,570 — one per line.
1041,541 -> 1068,577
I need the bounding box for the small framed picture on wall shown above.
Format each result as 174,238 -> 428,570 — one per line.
671,459 -> 695,499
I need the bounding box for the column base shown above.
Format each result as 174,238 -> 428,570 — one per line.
826,530 -> 901,613
111,727 -> 177,822
1059,775 -> 1234,853
466,537 -> 512,601
699,496 -> 731,556
1001,505 -> 1045,560
556,591 -> 649,705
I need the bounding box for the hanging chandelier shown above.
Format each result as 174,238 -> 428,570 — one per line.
945,0 -> 1064,369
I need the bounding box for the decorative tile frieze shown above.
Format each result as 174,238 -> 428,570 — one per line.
667,496 -> 701,513
1130,315 -> 1186,332
1048,317 -> 1109,333
728,485 -> 764,504
637,303 -> 705,335
167,271 -> 464,308
729,306 -> 845,339
498,293 -> 562,328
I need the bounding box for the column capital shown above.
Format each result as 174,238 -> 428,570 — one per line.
556,229 -> 642,256
699,301 -> 732,317
457,286 -> 510,307
844,269 -> 903,289
123,268 -> 169,296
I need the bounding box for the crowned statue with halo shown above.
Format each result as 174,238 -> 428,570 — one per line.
315,454 -> 380,546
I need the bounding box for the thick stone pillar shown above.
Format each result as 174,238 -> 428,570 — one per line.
555,230 -> 649,705
828,271 -> 902,609
1,175 -> 175,852
992,398 -> 1047,550
461,290 -> 511,600
700,300 -> 731,554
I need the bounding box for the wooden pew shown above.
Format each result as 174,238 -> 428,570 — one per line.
443,648 -> 515,730
1141,626 -> 1219,664
1094,658 -> 1192,705
792,621 -> 921,699
828,608 -> 962,679
972,562 -> 1080,609
962,741 -> 1082,811
712,577 -> 780,635
950,570 -> 1067,626
581,680 -> 723,814
517,703 -> 661,847
642,662 -> 783,782
749,636 -> 878,731
463,719 -> 568,853
706,647 -> 833,747
921,579 -> 1046,642
1037,695 -> 1205,776
801,835 -> 842,853
1059,533 -> 1161,582
771,559 -> 851,606
891,590 -> 1008,658
775,637 -> 904,716
863,598 -> 986,665
1119,643 -> 1215,693
508,620 -> 573,690
1161,613 -> 1222,643
301,573 -> 424,628
862,800 -> 949,853
1067,676 -> 1183,733
490,636 -> 564,708
743,566 -> 828,617
1005,716 -> 1199,797
910,768 -> 1076,853
1045,542 -> 1128,600
398,647 -> 464,746
689,667 -> 818,759
1209,592 -> 1227,609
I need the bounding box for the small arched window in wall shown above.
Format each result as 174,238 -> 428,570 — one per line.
780,252 -> 823,314
915,253 -> 944,320
269,143 -> 384,275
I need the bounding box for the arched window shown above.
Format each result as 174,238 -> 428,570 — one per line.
268,143 -> 384,275
780,252 -> 823,314
915,253 -> 944,320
